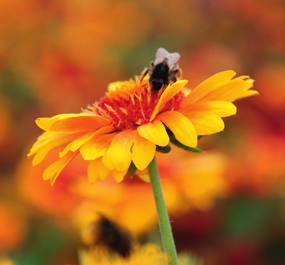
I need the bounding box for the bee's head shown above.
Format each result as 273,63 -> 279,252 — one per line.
151,79 -> 164,91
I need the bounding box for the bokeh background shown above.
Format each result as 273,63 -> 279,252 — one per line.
0,0 -> 284,264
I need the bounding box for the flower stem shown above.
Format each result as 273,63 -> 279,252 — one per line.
148,156 -> 179,265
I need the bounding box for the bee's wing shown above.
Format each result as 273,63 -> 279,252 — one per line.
168,52 -> 180,64
166,52 -> 181,70
155,47 -> 169,59
155,48 -> 181,68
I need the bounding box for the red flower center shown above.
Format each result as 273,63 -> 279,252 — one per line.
91,81 -> 185,131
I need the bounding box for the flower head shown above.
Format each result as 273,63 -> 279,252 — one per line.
28,70 -> 257,185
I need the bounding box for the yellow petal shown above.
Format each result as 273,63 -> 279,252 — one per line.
137,120 -> 169,146
183,113 -> 225,135
132,131 -> 156,170
180,70 -> 236,107
112,169 -> 127,183
180,101 -> 237,117
43,151 -> 77,185
200,77 -> 256,102
235,90 -> 259,100
106,130 -> 136,171
137,173 -> 150,183
102,156 -> 114,171
36,118 -> 53,131
150,80 -> 188,121
32,149 -> 50,166
157,111 -> 197,147
87,158 -> 110,183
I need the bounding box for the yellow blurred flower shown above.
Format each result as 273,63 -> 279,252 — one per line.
28,71 -> 257,185
79,244 -> 168,265
78,243 -> 203,265
0,257 -> 16,265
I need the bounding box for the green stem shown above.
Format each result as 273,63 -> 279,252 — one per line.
148,156 -> 179,265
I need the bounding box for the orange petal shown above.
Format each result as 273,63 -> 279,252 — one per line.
59,132 -> 94,158
43,151 -> 78,186
182,113 -> 225,135
43,114 -> 111,132
60,125 -> 115,158
88,158 -> 110,183
180,71 -> 236,107
157,111 -> 197,147
150,80 -> 188,121
80,132 -> 116,160
36,113 -> 108,131
28,131 -> 86,157
179,101 -> 237,117
132,131 -> 156,170
106,130 -> 136,172
137,120 -> 169,146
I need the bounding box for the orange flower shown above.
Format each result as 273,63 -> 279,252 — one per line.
72,149 -> 229,236
17,143 -> 228,235
0,203 -> 26,252
28,71 -> 257,185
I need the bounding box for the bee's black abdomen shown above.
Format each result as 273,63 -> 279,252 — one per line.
149,62 -> 169,91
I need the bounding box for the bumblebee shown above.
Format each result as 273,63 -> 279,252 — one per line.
141,47 -> 182,91
86,215 -> 132,258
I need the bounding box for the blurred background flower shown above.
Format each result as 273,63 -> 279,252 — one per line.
0,0 -> 284,265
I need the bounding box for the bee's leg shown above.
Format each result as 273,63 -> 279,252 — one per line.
172,68 -> 182,80
168,71 -> 176,84
140,68 -> 149,83
177,68 -> 182,79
